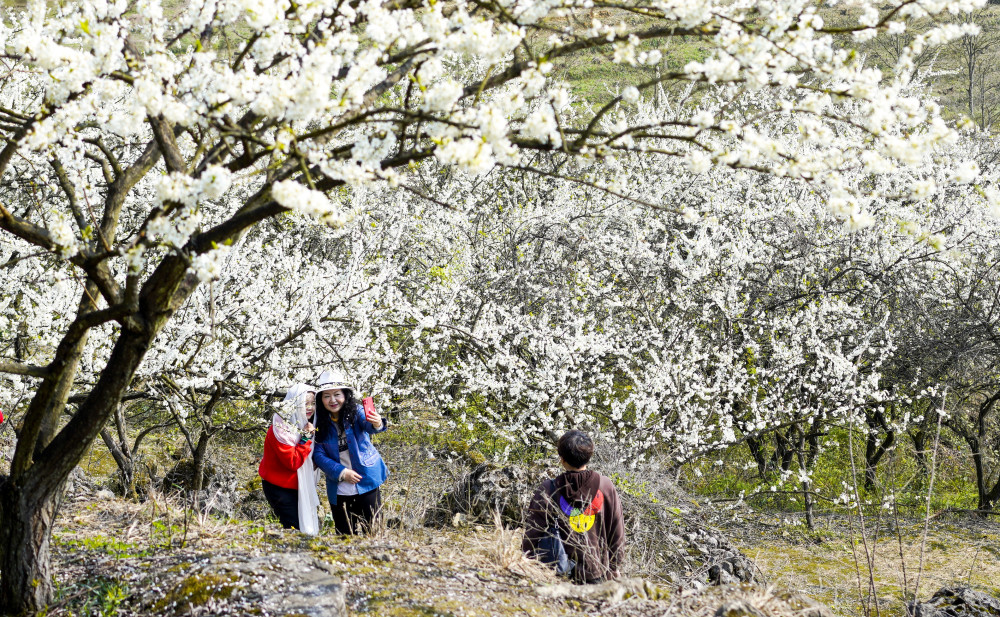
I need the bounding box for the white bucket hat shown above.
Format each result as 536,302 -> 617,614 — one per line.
314,369 -> 354,394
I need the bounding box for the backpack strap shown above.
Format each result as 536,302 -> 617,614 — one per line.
536,477 -> 576,576
545,475 -> 566,499
543,478 -> 556,497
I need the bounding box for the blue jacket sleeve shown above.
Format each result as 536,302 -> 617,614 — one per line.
355,404 -> 389,435
312,440 -> 346,481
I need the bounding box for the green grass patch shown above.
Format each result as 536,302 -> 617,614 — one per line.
53,533 -> 149,559
684,426 -> 980,521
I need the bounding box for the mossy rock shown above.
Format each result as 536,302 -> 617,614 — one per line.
152,571 -> 240,612
426,462 -> 557,528
165,562 -> 193,574
105,469 -> 154,499
237,486 -> 269,521
162,458 -> 218,492
442,439 -> 487,466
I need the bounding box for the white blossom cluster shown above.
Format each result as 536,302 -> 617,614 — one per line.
1,0 -> 999,482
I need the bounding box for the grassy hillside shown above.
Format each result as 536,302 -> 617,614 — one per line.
51,429 -> 1000,617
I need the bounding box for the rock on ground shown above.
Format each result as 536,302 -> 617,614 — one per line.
909,587 -> 1000,617
142,552 -> 345,617
426,462 -> 558,528
159,458 -> 241,518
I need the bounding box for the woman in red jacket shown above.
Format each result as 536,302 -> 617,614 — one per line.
259,384 -> 316,530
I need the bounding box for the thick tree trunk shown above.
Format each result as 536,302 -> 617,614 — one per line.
0,264 -> 194,613
0,476 -> 64,613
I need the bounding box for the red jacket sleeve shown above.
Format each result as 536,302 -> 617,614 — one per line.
266,428 -> 313,469
259,427 -> 313,489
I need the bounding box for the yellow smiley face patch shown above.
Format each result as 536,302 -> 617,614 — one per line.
559,490 -> 604,533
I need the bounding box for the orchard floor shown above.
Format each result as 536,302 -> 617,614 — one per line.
721,508 -> 1000,617
42,479 -> 1000,617
37,424 -> 999,616
47,494 -> 829,617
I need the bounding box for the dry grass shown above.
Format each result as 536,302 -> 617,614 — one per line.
56,487 -> 245,552
738,517 -> 1000,617
480,509 -> 561,581
45,419 -> 1000,617
665,584 -> 834,617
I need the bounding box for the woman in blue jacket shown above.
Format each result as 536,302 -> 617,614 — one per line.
312,370 -> 389,534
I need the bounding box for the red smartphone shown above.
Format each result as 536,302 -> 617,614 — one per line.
362,396 -> 376,421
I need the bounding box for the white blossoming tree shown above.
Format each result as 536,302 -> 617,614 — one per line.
111,113 -> 1000,527
0,0 -> 997,610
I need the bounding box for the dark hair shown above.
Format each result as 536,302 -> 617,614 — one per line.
315,388 -> 358,442
557,430 -> 594,469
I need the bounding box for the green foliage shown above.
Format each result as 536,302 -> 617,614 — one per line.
378,405 -> 548,465
150,519 -> 186,549
378,415 -> 490,465
51,576 -> 129,617
53,534 -> 148,559
427,265 -> 451,282
608,472 -> 660,504
684,426 -> 979,519
97,580 -> 128,617
552,28 -> 711,106
243,475 -> 263,493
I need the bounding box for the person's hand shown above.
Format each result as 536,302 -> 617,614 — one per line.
363,397 -> 383,428
342,470 -> 362,484
303,422 -> 314,434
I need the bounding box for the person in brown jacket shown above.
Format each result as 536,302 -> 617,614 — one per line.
522,430 -> 625,583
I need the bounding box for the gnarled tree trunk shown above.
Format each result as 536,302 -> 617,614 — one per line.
0,257 -> 197,613
0,476 -> 63,611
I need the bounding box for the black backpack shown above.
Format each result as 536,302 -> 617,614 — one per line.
536,479 -> 576,576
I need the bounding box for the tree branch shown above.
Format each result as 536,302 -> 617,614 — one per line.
0,360 -> 50,378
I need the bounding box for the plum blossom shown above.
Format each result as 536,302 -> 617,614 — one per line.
521,105 -> 561,147
422,79 -> 464,113
434,138 -> 496,175
190,244 -> 231,281
952,160 -> 980,184
685,151 -> 712,174
272,180 -> 345,225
